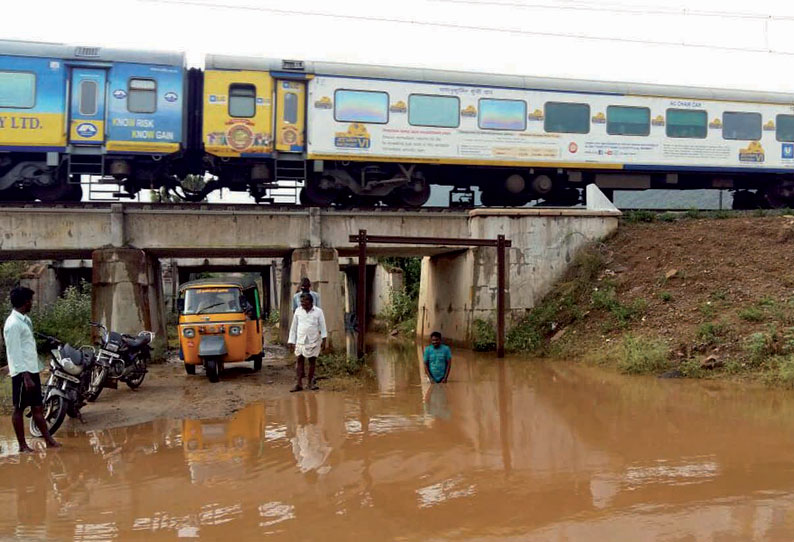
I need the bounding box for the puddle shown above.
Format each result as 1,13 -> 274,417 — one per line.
2,343 -> 794,540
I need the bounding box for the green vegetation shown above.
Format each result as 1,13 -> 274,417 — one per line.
591,284 -> 647,327
685,208 -> 702,219
472,318 -> 496,352
32,282 -> 92,349
623,210 -> 656,223
266,308 -> 280,326
318,351 -> 373,380
658,212 -> 678,222
506,244 -> 606,354
659,291 -> 673,302
697,321 -> 728,345
739,307 -> 764,322
376,257 -> 421,337
616,335 -> 671,375
151,174 -> 208,203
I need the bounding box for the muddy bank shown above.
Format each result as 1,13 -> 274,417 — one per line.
55,346 -> 299,431
507,214 -> 794,384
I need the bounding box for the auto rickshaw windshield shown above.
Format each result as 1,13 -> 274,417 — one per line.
182,288 -> 242,315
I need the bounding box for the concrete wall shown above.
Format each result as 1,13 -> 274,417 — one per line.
19,262 -> 60,310
92,249 -> 168,357
418,202 -> 619,347
371,264 -> 404,317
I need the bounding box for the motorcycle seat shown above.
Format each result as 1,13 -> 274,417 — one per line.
122,333 -> 151,349
61,344 -> 86,365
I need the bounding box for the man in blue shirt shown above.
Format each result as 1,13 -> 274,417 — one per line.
292,277 -> 320,312
3,287 -> 60,452
423,331 -> 452,384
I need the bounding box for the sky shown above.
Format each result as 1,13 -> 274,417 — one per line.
6,0 -> 794,204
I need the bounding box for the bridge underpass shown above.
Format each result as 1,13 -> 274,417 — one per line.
0,185 -> 620,354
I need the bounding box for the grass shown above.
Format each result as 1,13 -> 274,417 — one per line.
659,291 -> 673,302
697,321 -> 728,345
699,302 -> 716,319
506,243 -> 607,354
658,212 -> 678,222
0,376 -> 11,414
616,334 -> 671,375
473,318 -> 496,352
739,307 -> 764,322
591,285 -> 647,327
317,352 -> 374,390
623,210 -> 656,223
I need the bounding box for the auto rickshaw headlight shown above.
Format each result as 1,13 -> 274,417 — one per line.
229,325 -> 243,336
183,328 -> 196,338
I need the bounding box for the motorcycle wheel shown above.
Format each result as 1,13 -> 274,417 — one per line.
125,358 -> 147,389
86,366 -> 106,403
204,358 -> 220,383
29,394 -> 68,437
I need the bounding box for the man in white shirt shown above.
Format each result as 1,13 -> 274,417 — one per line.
288,292 -> 327,392
4,287 -> 60,452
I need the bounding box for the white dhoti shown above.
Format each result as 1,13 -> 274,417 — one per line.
295,340 -> 322,358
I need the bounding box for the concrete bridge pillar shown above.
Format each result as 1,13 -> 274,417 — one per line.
417,248 -> 500,347
280,248 -> 344,350
20,261 -> 60,310
92,248 -> 168,358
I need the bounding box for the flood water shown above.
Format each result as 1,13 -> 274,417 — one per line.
2,342 -> 794,541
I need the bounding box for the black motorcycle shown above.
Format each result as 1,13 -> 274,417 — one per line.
30,334 -> 101,437
87,321 -> 153,401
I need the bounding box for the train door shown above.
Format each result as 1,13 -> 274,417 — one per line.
69,68 -> 106,145
274,80 -> 305,152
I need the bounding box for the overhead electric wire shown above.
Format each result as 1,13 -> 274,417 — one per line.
137,0 -> 794,56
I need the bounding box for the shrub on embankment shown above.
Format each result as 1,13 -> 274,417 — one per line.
491,212 -> 794,385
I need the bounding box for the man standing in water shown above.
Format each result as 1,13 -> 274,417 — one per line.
292,277 -> 321,312
424,331 -> 452,384
3,287 -> 61,452
288,293 -> 327,392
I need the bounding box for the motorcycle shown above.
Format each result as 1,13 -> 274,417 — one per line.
87,321 -> 153,401
30,334 -> 101,437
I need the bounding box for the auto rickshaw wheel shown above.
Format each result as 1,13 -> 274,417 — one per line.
204,358 -> 220,383
253,354 -> 263,372
184,363 -> 196,375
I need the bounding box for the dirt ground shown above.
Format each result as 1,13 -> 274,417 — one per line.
60,345 -> 300,431
561,214 -> 794,370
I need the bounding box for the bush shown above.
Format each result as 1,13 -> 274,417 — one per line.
658,212 -> 678,222
380,288 -> 417,330
591,285 -> 646,327
32,281 -> 93,349
697,321 -> 728,345
616,335 -> 670,375
266,309 -> 280,326
472,318 -> 496,351
659,291 -> 673,302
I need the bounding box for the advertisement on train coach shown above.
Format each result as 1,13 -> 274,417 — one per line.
306,76 -> 794,172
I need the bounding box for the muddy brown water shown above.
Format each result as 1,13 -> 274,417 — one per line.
2,343 -> 794,541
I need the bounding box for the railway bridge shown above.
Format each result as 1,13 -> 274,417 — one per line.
0,185 -> 620,353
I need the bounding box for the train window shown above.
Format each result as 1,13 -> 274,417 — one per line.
544,102 -> 590,134
334,90 -> 389,124
776,114 -> 794,142
128,78 -> 157,114
0,71 -> 35,108
408,94 -> 460,128
607,106 -> 650,136
478,99 -> 526,131
229,84 -> 256,118
722,112 -> 761,141
79,80 -> 98,116
666,109 -> 707,138
283,92 -> 298,124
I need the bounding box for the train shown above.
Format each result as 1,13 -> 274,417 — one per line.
2,38 -> 794,208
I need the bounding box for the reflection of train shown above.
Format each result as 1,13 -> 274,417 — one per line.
3,39 -> 794,208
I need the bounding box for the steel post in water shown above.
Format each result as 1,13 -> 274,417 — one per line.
357,229 -> 367,360
497,234 -> 506,358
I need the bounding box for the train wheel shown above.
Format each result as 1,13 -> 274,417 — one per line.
392,176 -> 430,207
30,181 -> 81,202
763,181 -> 794,209
303,176 -> 338,206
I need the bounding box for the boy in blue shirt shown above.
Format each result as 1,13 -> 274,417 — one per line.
423,331 -> 452,384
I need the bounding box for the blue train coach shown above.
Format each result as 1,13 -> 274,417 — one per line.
0,40 -> 186,200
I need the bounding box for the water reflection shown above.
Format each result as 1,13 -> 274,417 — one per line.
2,343 -> 794,539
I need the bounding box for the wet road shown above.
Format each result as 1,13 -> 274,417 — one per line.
2,342 -> 794,540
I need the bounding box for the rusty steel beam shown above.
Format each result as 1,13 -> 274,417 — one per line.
496,234 -> 506,358
348,234 -> 511,247
357,229 -> 367,360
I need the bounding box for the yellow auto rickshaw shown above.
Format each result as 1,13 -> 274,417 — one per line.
177,277 -> 264,382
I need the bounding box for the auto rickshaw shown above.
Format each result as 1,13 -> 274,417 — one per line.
177,277 -> 264,382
